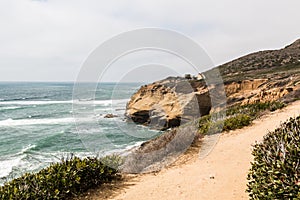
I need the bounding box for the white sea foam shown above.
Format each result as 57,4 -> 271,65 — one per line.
0,157 -> 23,178
0,99 -> 129,106
0,106 -> 22,111
0,144 -> 38,179
74,99 -> 128,105
20,144 -> 36,154
0,118 -> 75,127
0,100 -> 73,105
124,141 -> 144,151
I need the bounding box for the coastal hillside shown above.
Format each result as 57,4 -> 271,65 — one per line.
126,39 -> 300,130
218,38 -> 300,82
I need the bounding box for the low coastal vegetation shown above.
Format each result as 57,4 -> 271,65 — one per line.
0,156 -> 122,200
198,101 -> 285,135
247,116 -> 300,199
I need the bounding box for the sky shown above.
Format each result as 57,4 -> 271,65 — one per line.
0,0 -> 299,82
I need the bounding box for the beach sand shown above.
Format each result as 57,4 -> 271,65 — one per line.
103,100 -> 300,200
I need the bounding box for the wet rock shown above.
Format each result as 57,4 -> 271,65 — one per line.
104,113 -> 118,118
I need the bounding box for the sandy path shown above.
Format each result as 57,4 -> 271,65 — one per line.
110,101 -> 300,200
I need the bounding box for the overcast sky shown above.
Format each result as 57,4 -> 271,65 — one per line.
0,0 -> 299,82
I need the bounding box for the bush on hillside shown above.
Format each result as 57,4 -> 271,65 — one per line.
226,101 -> 285,117
198,101 -> 285,135
223,114 -> 251,131
198,114 -> 251,135
247,116 -> 300,199
0,156 -> 121,200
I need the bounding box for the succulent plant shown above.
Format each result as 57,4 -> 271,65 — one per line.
247,116 -> 300,199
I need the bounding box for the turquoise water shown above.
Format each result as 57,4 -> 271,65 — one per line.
0,82 -> 159,184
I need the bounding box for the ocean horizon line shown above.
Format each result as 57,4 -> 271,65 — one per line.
0,81 -> 146,84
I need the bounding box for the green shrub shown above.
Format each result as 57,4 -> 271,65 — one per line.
226,101 -> 285,117
247,116 -> 300,199
223,114 -> 251,131
198,114 -> 212,135
0,156 -> 120,200
100,154 -> 124,170
198,101 -> 285,135
198,114 -> 251,135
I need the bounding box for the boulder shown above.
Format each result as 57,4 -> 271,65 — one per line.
104,113 -> 118,118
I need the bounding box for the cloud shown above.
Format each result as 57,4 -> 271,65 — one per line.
0,0 -> 299,81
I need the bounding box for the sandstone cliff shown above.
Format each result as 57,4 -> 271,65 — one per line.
125,77 -> 211,130
125,39 -> 300,130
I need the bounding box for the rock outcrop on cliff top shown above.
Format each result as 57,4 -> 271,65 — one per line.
125,39 -> 300,130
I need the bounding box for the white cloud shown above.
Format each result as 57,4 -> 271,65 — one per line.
0,0 -> 299,81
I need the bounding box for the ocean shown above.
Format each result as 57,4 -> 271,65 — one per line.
0,82 -> 159,185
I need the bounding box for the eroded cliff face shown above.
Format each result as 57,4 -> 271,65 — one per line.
125,83 -> 182,128
227,75 -> 300,105
125,77 -> 211,130
225,79 -> 268,96
125,74 -> 299,130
